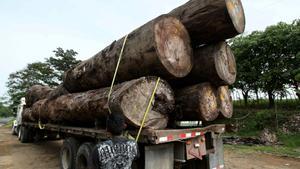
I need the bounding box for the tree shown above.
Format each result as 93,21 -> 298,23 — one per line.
6,47 -> 80,109
230,31 -> 263,106
258,21 -> 300,107
0,97 -> 13,117
7,62 -> 56,108
294,65 -> 300,99
286,20 -> 300,100
231,20 -> 300,108
46,47 -> 80,82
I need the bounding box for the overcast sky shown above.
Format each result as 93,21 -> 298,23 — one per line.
0,0 -> 299,97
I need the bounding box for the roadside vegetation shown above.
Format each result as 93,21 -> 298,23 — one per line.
223,19 -> 300,158
0,98 -> 13,117
222,100 -> 300,158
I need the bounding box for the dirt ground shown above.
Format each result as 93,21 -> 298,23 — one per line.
0,127 -> 300,169
224,147 -> 300,169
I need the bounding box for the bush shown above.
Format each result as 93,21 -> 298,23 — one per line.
0,103 -> 13,117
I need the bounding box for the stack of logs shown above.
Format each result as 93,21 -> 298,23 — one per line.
22,0 -> 245,129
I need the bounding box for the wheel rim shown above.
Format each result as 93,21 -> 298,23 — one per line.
61,147 -> 71,169
18,127 -> 22,140
77,153 -> 88,169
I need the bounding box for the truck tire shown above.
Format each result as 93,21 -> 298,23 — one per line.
11,125 -> 17,135
33,130 -> 44,142
19,126 -> 33,143
75,142 -> 94,169
18,126 -> 21,140
60,137 -> 80,169
178,158 -> 209,169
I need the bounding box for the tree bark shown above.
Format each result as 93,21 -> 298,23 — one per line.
217,86 -> 233,118
267,90 -> 275,108
25,85 -> 53,107
22,108 -> 34,122
63,15 -> 192,93
170,41 -> 236,87
242,90 -> 249,106
169,0 -> 245,46
25,77 -> 175,129
175,83 -> 219,121
47,84 -> 69,100
293,83 -> 300,100
296,93 -> 300,100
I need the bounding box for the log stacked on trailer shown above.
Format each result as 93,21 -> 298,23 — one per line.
170,41 -> 236,87
175,83 -> 233,122
24,77 -> 174,129
175,83 -> 219,121
217,86 -> 233,118
25,85 -> 53,107
63,15 -> 193,93
169,0 -> 245,46
22,0 -> 246,128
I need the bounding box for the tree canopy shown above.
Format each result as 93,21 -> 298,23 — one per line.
6,48 -> 80,108
231,19 -> 300,107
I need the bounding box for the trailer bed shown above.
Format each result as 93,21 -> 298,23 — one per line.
23,122 -> 225,144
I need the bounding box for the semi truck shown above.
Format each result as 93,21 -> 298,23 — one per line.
13,98 -> 225,169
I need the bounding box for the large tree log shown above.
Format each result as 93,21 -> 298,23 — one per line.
171,41 -> 236,87
175,83 -> 219,121
169,0 -> 245,46
47,84 -> 69,100
217,86 -> 233,118
26,77 -> 175,129
63,15 -> 192,93
25,85 -> 53,107
22,108 -> 34,122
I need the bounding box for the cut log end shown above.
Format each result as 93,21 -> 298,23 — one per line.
120,77 -> 174,129
217,86 -> 233,118
176,83 -> 219,122
215,42 -> 236,85
198,84 -> 219,121
154,16 -> 192,78
226,0 -> 246,33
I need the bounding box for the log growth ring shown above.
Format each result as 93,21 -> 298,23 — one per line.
198,84 -> 219,121
120,78 -> 174,129
154,16 -> 193,78
215,43 -> 236,85
226,0 -> 246,33
218,86 -> 233,118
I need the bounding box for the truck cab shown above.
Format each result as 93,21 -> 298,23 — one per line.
11,97 -> 26,136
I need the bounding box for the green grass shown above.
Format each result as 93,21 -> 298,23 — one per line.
224,133 -> 300,158
233,99 -> 300,110
222,108 -> 298,134
222,104 -> 300,158
2,118 -> 14,128
278,133 -> 300,148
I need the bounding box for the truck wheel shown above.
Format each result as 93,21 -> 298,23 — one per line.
60,137 -> 80,169
19,126 -> 33,143
75,142 -> 94,169
178,159 -> 208,169
18,126 -> 21,140
11,125 -> 17,135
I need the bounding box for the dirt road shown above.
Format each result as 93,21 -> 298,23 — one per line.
225,147 -> 300,169
0,127 -> 61,169
0,127 -> 300,169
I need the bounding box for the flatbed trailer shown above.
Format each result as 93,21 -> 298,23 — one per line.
18,121 -> 226,169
